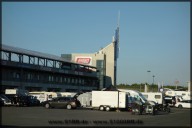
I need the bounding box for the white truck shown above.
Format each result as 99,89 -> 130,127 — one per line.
118,89 -> 148,104
91,91 -> 126,111
118,89 -> 160,115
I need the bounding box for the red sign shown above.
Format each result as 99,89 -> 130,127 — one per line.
76,58 -> 91,64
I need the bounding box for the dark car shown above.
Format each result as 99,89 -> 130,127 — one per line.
0,98 -> 4,106
5,94 -> 31,106
44,97 -> 81,109
0,94 -> 12,106
27,96 -> 40,106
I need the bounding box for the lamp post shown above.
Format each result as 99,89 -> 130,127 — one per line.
152,75 -> 155,92
147,70 -> 151,85
152,75 -> 155,85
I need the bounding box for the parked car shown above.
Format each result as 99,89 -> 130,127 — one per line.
27,96 -> 40,106
0,94 -> 12,106
0,98 -> 4,106
175,100 -> 192,109
44,97 -> 81,109
5,94 -> 31,106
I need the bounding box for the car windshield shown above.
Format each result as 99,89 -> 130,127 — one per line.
0,94 -> 10,100
138,92 -> 148,102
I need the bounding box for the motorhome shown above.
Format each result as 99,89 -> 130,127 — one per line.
174,91 -> 191,100
141,92 -> 163,104
29,91 -> 61,103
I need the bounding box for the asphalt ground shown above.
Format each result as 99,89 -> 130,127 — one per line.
0,106 -> 191,127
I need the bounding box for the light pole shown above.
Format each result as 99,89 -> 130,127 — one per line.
147,70 -> 151,85
152,75 -> 155,85
152,75 -> 155,92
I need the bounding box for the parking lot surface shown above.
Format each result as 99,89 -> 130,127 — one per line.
1,106 -> 191,127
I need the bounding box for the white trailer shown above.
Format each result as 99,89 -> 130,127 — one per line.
141,92 -> 163,104
91,91 -> 126,111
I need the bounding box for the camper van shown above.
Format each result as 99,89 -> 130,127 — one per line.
29,91 -> 61,103
141,92 -> 163,104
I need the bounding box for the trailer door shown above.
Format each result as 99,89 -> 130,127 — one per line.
119,92 -> 126,108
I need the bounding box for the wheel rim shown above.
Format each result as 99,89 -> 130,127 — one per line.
45,104 -> 49,108
67,104 -> 72,109
100,106 -> 104,111
106,107 -> 110,111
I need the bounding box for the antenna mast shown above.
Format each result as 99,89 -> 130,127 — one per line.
118,11 -> 120,27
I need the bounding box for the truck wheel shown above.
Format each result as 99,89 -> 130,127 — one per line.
131,109 -> 136,115
105,106 -> 110,111
178,105 -> 183,109
67,104 -> 72,110
45,103 -> 50,109
99,106 -> 104,111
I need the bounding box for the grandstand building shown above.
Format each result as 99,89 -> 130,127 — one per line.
1,44 -> 99,92
1,23 -> 120,92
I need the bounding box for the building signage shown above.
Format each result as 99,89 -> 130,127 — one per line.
75,57 -> 92,65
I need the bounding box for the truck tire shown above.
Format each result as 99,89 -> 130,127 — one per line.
99,106 -> 104,111
105,106 -> 110,111
45,103 -> 50,109
178,104 -> 183,109
67,104 -> 72,110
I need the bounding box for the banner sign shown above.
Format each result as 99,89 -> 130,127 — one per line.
75,57 -> 92,65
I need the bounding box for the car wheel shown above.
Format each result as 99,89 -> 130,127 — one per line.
105,106 -> 110,111
99,106 -> 104,111
178,104 -> 183,109
45,103 -> 50,109
67,104 -> 72,110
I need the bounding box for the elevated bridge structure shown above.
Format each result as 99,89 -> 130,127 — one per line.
1,44 -> 99,92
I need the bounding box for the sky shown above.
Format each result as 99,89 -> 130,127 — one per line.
2,2 -> 190,86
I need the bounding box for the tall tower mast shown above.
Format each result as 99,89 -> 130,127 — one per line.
114,11 -> 120,86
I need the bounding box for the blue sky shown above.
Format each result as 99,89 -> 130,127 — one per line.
2,2 -> 190,86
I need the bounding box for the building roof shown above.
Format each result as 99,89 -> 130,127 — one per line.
1,44 -> 96,68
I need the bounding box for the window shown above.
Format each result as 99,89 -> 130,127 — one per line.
143,95 -> 148,99
155,95 -> 161,99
